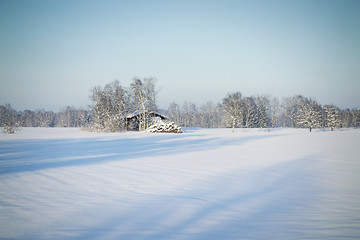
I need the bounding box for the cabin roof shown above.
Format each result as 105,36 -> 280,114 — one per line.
126,111 -> 167,120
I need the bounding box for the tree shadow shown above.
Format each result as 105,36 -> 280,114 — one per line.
62,155 -> 322,240
0,130 -> 280,175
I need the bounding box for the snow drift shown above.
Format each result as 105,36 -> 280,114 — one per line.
0,128 -> 359,239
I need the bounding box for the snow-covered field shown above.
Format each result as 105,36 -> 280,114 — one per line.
0,128 -> 359,239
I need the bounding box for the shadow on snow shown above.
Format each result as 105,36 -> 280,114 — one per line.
0,131 -> 279,175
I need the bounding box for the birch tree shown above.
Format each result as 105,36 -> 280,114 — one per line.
90,80 -> 129,132
130,77 -> 159,131
131,78 -> 148,131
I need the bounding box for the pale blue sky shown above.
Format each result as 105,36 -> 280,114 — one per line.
1,0 -> 359,110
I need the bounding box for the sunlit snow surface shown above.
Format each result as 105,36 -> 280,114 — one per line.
0,128 -> 359,239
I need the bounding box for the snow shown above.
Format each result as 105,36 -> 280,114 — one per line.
1,128 -> 360,239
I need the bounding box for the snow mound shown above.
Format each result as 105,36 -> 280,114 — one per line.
146,121 -> 183,133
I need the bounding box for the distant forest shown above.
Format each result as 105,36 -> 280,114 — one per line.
1,78 -> 360,133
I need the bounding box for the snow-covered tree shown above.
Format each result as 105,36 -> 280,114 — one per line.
21,110 -> 36,127
167,101 -> 224,128
255,95 -> 270,128
167,102 -> 181,125
213,102 -> 225,128
188,102 -> 199,127
90,80 -> 130,132
0,104 -> 21,134
142,77 -> 159,112
130,77 -> 159,131
56,106 -> 72,127
180,102 -> 199,128
324,105 -> 341,131
243,97 -> 257,128
296,98 -> 322,132
281,95 -> 302,128
130,78 -> 146,131
270,96 -> 280,128
353,109 -> 360,128
223,92 -> 243,132
199,101 -> 219,128
340,109 -> 353,128
55,107 -> 90,127
33,109 -> 55,127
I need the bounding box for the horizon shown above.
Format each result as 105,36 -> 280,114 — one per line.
1,0 -> 359,111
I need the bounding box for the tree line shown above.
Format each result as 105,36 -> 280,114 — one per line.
0,104 -> 91,130
166,94 -> 360,132
1,78 -> 360,133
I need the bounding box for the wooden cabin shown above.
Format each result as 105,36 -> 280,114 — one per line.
125,111 -> 167,131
